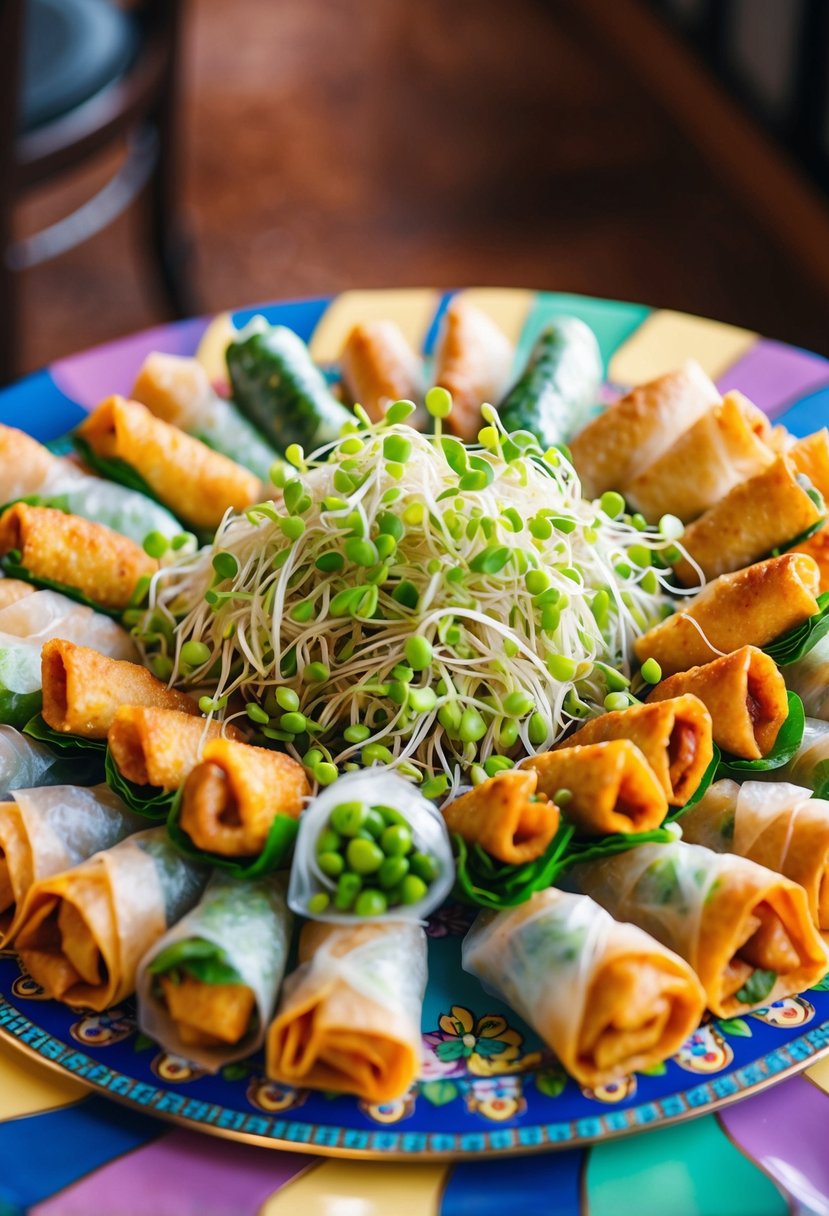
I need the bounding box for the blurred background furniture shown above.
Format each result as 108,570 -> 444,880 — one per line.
0,0 -> 194,384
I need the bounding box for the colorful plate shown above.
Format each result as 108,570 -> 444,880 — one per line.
1,288 -> 829,1161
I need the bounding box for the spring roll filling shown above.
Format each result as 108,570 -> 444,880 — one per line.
746,668 -> 783,754
581,960 -> 685,1072
158,973 -> 256,1047
18,884 -> 111,998
668,721 -> 699,798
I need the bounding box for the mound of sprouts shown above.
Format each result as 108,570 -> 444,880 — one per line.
135,393 -> 685,796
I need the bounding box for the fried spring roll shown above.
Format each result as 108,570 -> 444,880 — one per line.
0,424 -> 56,503
788,523 -> 829,593
0,784 -> 143,945
569,360 -> 721,499
523,739 -> 668,834
672,457 -> 824,586
137,873 -> 293,1069
340,322 -> 423,422
131,351 -> 212,429
0,581 -> 34,610
624,392 -> 774,523
680,779 -> 829,935
14,827 -> 207,1010
789,429 -> 829,502
267,920 -> 427,1102
107,707 -> 239,790
178,737 -> 310,857
440,770 -> 559,863
647,646 -> 787,760
41,639 -> 198,740
0,504 -> 157,612
76,396 -> 262,532
634,554 -> 821,676
434,298 -> 514,441
553,695 -> 713,807
462,888 -> 706,1085
575,840 -> 828,1016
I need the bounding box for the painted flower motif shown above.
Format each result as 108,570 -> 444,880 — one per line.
70,1008 -> 135,1047
750,996 -> 815,1028
359,1089 -> 417,1123
151,1052 -> 207,1083
246,1078 -> 308,1114
464,1075 -> 527,1121
425,903 -> 476,939
424,1006 -> 541,1077
11,973 -> 47,1000
582,1075 -> 637,1104
674,1024 -> 733,1074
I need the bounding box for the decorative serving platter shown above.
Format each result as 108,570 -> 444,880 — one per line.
1,287 -> 829,1160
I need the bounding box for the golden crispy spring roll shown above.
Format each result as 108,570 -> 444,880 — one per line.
137,873 -> 293,1070
0,503 -> 157,612
0,784 -> 143,945
672,456 -> 824,586
434,298 -> 514,441
178,737 -> 310,857
575,840 -> 828,1016
523,739 -> 668,834
680,779 -> 829,935
440,769 -> 559,863
41,639 -> 198,739
340,321 -> 423,422
569,360 -> 721,499
107,707 -> 239,790
634,553 -> 821,676
624,392 -> 774,523
463,888 -> 705,1085
0,581 -> 35,610
131,351 -> 212,429
789,429 -> 829,502
267,920 -> 427,1102
553,695 -> 713,807
76,396 -> 262,533
0,424 -> 56,503
647,646 -> 787,760
788,523 -> 829,593
14,827 -> 207,1010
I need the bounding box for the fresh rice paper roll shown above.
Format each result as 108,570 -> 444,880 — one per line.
14,826 -> 208,1010
574,839 -> 828,1016
671,456 -> 824,587
434,298 -> 514,441
679,778 -> 829,935
634,554 -> 821,676
107,707 -> 239,791
646,645 -> 788,760
623,392 -> 774,524
131,353 -> 277,482
782,634 -> 829,720
266,919 -> 428,1102
137,872 -> 293,1070
75,396 -> 263,534
568,360 -> 721,500
340,322 -> 424,423
0,726 -> 84,800
0,425 -> 57,503
0,581 -> 34,610
462,888 -> 706,1086
552,695 -> 713,807
177,737 -> 309,857
522,739 -> 668,834
440,769 -> 560,863
772,717 -> 829,793
41,639 -> 198,740
0,783 -> 144,945
0,504 -> 157,613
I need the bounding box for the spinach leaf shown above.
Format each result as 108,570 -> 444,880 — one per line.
104,746 -> 174,819
765,592 -> 829,666
147,936 -> 243,987
166,787 -> 298,877
735,969 -> 776,1006
716,691 -> 805,777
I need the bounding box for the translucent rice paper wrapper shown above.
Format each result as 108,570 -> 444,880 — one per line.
288,770 -> 454,924
784,635 -> 829,720
137,872 -> 293,1071
34,463 -> 183,545
0,726 -> 74,799
776,717 -> 829,792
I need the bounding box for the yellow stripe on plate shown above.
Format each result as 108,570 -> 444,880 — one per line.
805,1054 -> 829,1096
195,312 -> 237,385
450,288 -> 536,344
309,290 -> 440,363
609,308 -> 756,385
0,1039 -> 87,1121
259,1159 -> 449,1216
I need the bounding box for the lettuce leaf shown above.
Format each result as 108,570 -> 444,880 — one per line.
716,691 -> 805,777
166,787 -> 298,877
765,592 -> 829,666
104,746 -> 174,819
146,936 -> 243,987
0,649 -> 42,728
22,715 -> 106,783
0,555 -> 119,618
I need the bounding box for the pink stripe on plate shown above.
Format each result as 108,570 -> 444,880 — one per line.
717,338 -> 829,419
31,1128 -> 311,1216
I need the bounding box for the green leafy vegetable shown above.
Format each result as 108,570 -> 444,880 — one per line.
0,649 -> 42,729
22,715 -> 107,784
73,435 -> 162,501
147,936 -> 243,987
811,759 -> 829,801
765,592 -> 829,666
716,691 -> 805,777
734,969 -> 777,1007
0,556 -> 119,618
166,787 -> 299,877
104,747 -> 174,819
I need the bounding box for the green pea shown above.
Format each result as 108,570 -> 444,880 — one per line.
400,874 -> 428,905
276,687 -> 300,712
318,851 -> 345,878
307,892 -> 330,915
314,762 -> 339,785
303,662 -> 330,683
404,636 -> 433,671
410,851 -> 439,883
355,889 -> 388,917
553,788 -> 573,807
346,838 -> 384,875
378,855 -> 409,889
641,657 -> 662,684
377,805 -> 407,827
381,824 -> 412,856
502,690 -> 534,717
364,809 -> 386,839
343,723 -> 371,744
331,801 -> 367,836
459,708 -> 487,744
180,640 -> 211,668
280,711 -> 307,734
334,872 -> 362,910
316,828 -> 342,855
